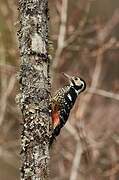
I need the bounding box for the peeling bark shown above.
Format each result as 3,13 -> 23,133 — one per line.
17,0 -> 51,179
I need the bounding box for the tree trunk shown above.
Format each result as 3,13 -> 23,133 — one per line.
17,0 -> 51,179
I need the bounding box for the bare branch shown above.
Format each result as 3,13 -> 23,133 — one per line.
97,9 -> 119,44
64,0 -> 92,47
88,88 -> 119,101
0,75 -> 16,126
65,122 -> 80,141
77,38 -> 115,120
52,0 -> 68,70
78,49 -> 103,120
69,142 -> 82,180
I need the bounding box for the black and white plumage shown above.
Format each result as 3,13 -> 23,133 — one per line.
50,73 -> 86,145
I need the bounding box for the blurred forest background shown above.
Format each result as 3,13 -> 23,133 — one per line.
0,0 -> 119,179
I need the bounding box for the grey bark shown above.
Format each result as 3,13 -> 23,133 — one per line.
17,0 -> 51,179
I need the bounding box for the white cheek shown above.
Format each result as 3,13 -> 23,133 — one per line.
76,81 -> 82,87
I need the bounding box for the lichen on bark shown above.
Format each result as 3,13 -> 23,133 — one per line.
17,0 -> 51,179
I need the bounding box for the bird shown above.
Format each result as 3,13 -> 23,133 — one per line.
49,73 -> 86,146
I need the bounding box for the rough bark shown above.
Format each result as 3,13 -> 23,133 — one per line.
17,0 -> 51,179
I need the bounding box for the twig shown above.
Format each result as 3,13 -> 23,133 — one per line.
64,0 -> 92,47
52,0 -> 68,70
69,142 -> 82,180
65,122 -> 80,141
77,38 -> 115,120
77,48 -> 103,120
0,39 -> 7,93
97,9 -> 119,44
88,88 -> 119,101
0,75 -> 16,126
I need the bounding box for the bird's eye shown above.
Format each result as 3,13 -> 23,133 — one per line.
74,77 -> 78,81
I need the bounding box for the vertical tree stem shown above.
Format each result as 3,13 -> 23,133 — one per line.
17,0 -> 50,179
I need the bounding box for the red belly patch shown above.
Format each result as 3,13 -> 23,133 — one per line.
51,111 -> 60,129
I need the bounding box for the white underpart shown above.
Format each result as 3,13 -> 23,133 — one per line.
67,94 -> 72,101
31,32 -> 46,54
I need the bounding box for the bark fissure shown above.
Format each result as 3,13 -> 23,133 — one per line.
17,0 -> 50,179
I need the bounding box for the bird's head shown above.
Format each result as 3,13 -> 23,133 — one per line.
63,73 -> 86,93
